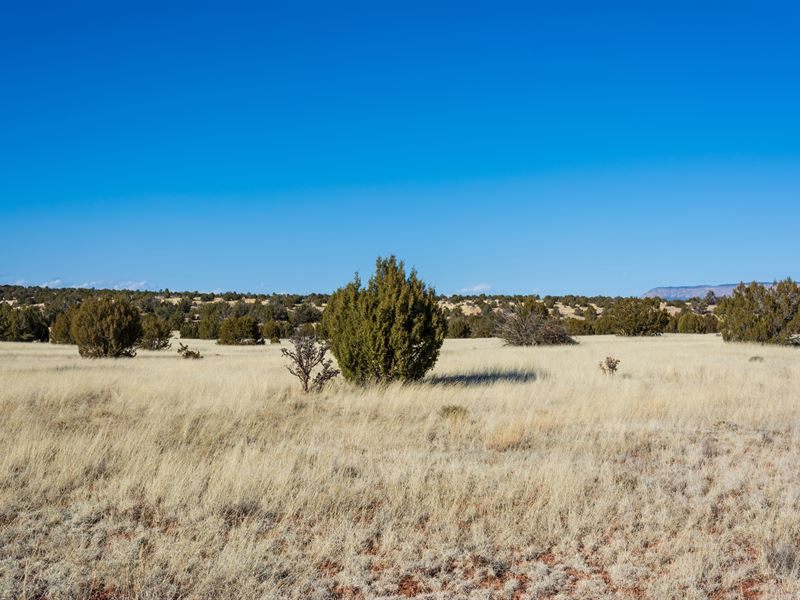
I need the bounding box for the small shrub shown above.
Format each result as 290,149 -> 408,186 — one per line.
599,356 -> 621,375
138,313 -> 172,350
748,355 -> 764,362
281,334 -> 339,393
177,342 -> 203,359
71,295 -> 142,358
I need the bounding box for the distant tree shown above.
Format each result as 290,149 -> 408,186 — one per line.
716,279 -> 800,345
179,320 -> 200,339
447,316 -> 471,338
261,320 -> 282,343
71,295 -> 142,357
0,305 -> 49,342
290,302 -> 322,325
321,256 -> 445,384
597,298 -> 670,336
217,315 -> 262,345
563,317 -> 596,336
138,313 -> 172,350
50,307 -> 77,344
197,303 -> 230,339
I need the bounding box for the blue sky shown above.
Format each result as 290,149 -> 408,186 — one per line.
2,1 -> 799,296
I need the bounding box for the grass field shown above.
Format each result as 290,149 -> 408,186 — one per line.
1,335 -> 799,599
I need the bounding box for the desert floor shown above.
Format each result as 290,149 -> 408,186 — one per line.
1,335 -> 799,599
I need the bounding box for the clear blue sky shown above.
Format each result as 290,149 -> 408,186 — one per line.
2,1 -> 799,296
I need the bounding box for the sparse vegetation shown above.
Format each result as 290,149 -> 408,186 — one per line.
321,256 -> 446,383
1,335 -> 799,597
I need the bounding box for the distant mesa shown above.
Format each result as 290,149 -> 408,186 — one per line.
642,283 -> 771,300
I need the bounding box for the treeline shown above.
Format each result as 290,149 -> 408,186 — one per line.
2,279 -> 799,346
444,295 -> 719,339
0,285 -> 326,345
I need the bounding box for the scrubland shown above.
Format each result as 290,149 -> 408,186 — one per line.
1,335 -> 799,599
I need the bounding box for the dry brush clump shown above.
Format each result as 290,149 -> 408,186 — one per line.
2,335 -> 800,598
281,334 -> 339,392
495,303 -> 576,346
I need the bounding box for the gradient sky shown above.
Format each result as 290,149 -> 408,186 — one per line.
2,1 -> 799,296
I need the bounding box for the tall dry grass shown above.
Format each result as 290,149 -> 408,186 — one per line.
1,335 -> 799,599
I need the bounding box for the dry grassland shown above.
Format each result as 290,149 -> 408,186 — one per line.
1,335 -> 799,599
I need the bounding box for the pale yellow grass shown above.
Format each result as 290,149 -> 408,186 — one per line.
1,335 -> 799,599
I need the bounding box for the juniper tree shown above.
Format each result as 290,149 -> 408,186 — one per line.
217,315 -> 261,345
321,256 -> 446,384
50,307 -> 77,344
71,295 -> 142,357
138,313 -> 173,350
716,279 -> 800,344
597,298 -> 670,336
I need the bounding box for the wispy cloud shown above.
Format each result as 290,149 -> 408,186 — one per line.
42,278 -> 64,288
459,283 -> 492,294
112,280 -> 148,291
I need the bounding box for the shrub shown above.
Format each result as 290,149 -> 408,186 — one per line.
281,334 -> 340,392
138,313 -> 172,350
290,303 -> 322,325
261,320 -> 282,343
563,317 -> 596,336
217,315 -> 261,345
179,320 -> 200,339
495,304 -> 576,346
599,356 -> 621,375
716,279 -> 800,345
447,317 -> 471,338
321,256 -> 446,384
597,298 -> 670,336
50,308 -> 77,344
296,323 -> 316,337
71,295 -> 142,357
177,342 -> 203,359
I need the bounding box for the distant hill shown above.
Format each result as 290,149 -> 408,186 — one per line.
642,283 -> 770,300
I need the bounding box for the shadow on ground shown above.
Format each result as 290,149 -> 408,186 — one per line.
425,369 -> 541,386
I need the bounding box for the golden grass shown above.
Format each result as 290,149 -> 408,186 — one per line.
1,335 -> 799,599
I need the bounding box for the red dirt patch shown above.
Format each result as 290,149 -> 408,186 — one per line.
397,574 -> 425,597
